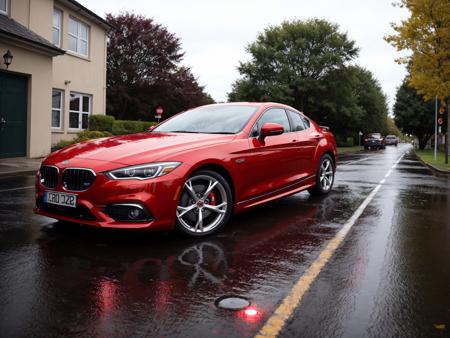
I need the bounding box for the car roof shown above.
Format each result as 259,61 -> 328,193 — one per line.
202,102 -> 302,112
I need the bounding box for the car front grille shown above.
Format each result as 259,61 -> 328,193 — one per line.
39,166 -> 59,188
62,168 -> 96,191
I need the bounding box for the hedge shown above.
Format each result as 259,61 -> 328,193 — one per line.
88,115 -> 115,132
54,130 -> 112,150
112,120 -> 155,135
53,116 -> 156,151
88,114 -> 155,135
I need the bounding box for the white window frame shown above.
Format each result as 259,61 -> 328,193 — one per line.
69,92 -> 91,130
68,16 -> 89,57
0,0 -> 8,15
52,8 -> 62,47
52,89 -> 64,130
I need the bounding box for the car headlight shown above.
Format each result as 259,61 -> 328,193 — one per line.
106,162 -> 181,180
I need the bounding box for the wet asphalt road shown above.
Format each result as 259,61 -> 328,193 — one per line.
0,144 -> 449,338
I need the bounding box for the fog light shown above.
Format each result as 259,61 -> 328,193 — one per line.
105,203 -> 153,222
128,208 -> 142,220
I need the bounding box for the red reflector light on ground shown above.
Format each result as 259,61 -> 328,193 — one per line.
244,308 -> 258,316
239,306 -> 261,323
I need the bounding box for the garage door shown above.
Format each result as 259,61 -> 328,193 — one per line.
0,72 -> 27,157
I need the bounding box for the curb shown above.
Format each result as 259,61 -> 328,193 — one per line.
413,152 -> 450,176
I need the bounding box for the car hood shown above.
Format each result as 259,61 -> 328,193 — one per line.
46,132 -> 235,168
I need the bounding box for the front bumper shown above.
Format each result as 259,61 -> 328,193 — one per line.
34,169 -> 185,230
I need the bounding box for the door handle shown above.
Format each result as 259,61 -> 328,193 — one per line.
310,133 -> 322,139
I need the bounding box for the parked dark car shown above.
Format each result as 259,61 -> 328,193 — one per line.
364,133 -> 385,150
385,135 -> 398,146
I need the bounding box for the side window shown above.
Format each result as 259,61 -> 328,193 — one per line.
251,108 -> 290,137
301,116 -> 311,129
287,110 -> 305,132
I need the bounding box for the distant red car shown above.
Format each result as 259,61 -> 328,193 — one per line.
34,103 -> 337,237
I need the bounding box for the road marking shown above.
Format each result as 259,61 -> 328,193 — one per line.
0,185 -> 34,193
255,153 -> 405,338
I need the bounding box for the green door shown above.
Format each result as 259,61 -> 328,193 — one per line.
0,72 -> 28,157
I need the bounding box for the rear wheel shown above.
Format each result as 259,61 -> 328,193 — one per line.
308,154 -> 335,196
176,170 -> 232,237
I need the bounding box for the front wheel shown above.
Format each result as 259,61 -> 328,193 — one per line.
308,154 -> 335,196
175,170 -> 232,237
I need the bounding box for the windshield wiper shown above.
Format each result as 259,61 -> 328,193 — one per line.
168,131 -> 201,133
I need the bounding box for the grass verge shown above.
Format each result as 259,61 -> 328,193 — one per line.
337,146 -> 364,154
415,149 -> 450,171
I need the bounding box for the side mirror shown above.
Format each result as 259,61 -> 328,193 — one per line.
259,122 -> 284,141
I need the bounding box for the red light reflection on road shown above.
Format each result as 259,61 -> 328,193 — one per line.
238,306 -> 262,323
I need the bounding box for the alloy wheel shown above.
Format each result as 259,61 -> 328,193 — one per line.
319,159 -> 334,191
177,174 -> 228,234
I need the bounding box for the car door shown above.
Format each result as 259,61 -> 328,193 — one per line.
286,110 -> 318,178
239,108 -> 300,201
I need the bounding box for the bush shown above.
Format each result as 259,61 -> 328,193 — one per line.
89,115 -> 115,132
336,135 -> 355,147
112,120 -> 155,135
77,130 -> 112,141
54,130 -> 112,150
53,117 -> 156,151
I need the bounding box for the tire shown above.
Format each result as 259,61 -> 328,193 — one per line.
175,170 -> 233,237
308,154 -> 335,196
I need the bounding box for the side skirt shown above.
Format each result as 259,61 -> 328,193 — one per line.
234,175 -> 316,212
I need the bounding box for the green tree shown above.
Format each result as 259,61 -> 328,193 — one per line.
394,78 -> 435,149
349,66 -> 389,135
386,0 -> 450,161
228,19 -> 388,141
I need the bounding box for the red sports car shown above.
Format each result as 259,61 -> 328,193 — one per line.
34,103 -> 337,237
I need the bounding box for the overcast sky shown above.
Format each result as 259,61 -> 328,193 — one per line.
78,0 -> 409,111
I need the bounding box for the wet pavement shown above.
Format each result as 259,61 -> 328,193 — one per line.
0,144 -> 449,337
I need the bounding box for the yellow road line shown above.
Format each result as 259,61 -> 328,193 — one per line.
255,154 -> 405,338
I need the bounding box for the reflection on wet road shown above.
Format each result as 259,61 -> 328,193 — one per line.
0,145 -> 449,337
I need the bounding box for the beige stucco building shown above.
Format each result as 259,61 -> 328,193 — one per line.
0,0 -> 110,158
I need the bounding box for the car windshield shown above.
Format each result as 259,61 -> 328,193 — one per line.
368,133 -> 382,139
154,105 -> 259,134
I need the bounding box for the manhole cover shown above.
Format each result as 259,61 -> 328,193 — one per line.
215,296 -> 250,310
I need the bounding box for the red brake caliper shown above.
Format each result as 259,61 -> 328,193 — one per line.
207,192 -> 217,206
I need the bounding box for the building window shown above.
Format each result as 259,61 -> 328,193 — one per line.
52,90 -> 63,129
68,17 -> 89,56
69,93 -> 91,129
52,9 -> 62,47
0,0 -> 7,15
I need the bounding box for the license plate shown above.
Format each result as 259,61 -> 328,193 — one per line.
44,191 -> 77,208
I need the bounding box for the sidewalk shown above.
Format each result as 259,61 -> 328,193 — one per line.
0,157 -> 42,176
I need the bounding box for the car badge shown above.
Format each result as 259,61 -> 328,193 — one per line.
62,160 -> 69,164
